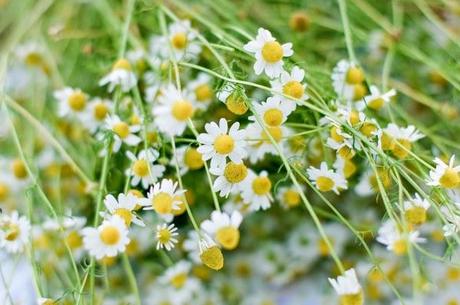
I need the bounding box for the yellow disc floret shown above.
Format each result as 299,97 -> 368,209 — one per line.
112,58 -> 132,71
184,148 -> 204,170
172,100 -> 194,121
263,109 -> 284,126
195,84 -> 212,102
226,93 -> 248,115
404,206 -> 426,226
223,162 -> 248,184
216,226 -> 240,250
132,159 -> 149,177
261,41 -> 284,63
252,176 -> 272,195
12,159 -> 27,179
113,121 -> 130,139
100,226 -> 120,245
200,245 -> 224,270
68,91 -> 86,111
94,102 -> 109,121
115,208 -> 133,226
346,67 -> 365,84
439,168 -> 460,189
316,176 -> 335,192
171,33 -> 187,49
153,192 -> 174,214
283,189 -> 301,207
340,291 -> 364,305
214,134 -> 235,154
283,81 -> 304,99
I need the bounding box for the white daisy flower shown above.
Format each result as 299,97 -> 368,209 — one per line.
270,66 -> 308,112
331,59 -> 366,102
243,28 -> 293,78
14,42 -> 48,73
427,155 -> 460,189
187,73 -> 213,110
241,170 -> 273,211
0,158 -> 30,191
101,193 -> 144,227
441,206 -> 460,237
171,145 -> 204,175
355,166 -> 392,196
104,115 -> 141,153
210,161 -> 249,197
159,260 -> 192,289
276,185 -> 304,209
201,210 -> 243,250
197,118 -> 247,169
0,211 -> 31,254
53,87 -> 88,119
183,231 -> 215,264
99,58 -> 137,93
328,268 -> 363,305
403,193 -> 431,226
142,179 -> 185,222
249,96 -> 292,126
126,148 -> 165,189
379,123 -> 424,159
82,98 -> 112,133
376,220 -> 425,255
245,122 -> 292,163
361,85 -> 396,110
155,223 -> 179,251
307,162 -> 347,194
81,215 -> 130,259
166,20 -> 202,61
153,84 -> 195,137
333,155 -> 358,179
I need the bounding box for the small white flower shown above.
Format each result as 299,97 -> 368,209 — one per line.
53,87 -> 88,119
82,98 -> 112,133
171,145 -> 204,175
328,268 -> 362,296
243,28 -> 293,78
381,123 -> 424,148
99,59 -> 137,93
403,193 -> 430,211
441,206 -> 460,237
241,170 -> 273,211
126,148 -> 165,188
376,220 -> 425,254
270,66 -> 308,112
164,20 -> 201,61
201,210 -> 243,250
427,156 -> 460,189
153,84 -> 195,137
331,59 -> 365,102
245,122 -> 292,163
81,215 -> 130,259
183,231 -> 215,263
249,96 -> 292,126
0,211 -> 31,254
101,193 -> 145,227
361,85 -> 396,110
307,162 -> 347,194
276,185 -> 304,209
142,179 -> 185,222
187,73 -> 213,110
159,260 -> 192,288
197,118 -> 247,169
210,161 -> 249,197
156,223 -> 179,251
104,115 -> 141,153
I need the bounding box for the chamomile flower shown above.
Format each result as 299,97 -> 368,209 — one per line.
333,155 -> 358,179
249,96 -> 292,126
332,59 -> 366,102
197,118 -> 247,169
53,87 -> 88,119
166,20 -> 201,61
187,73 -> 214,110
153,84 -> 195,137
376,220 -> 425,255
101,193 -> 144,227
270,66 -> 308,112
361,85 -> 396,111
183,231 -> 215,264
171,146 -> 204,175
441,206 -> 460,237
159,260 -> 192,289
379,123 -> 424,159
403,194 -> 431,226
427,156 -> 460,189
276,185 -> 304,209
328,268 -> 363,305
0,211 -> 31,254
243,28 -> 293,78
81,215 -> 130,259
245,122 -> 292,163
126,149 -> 165,188
210,161 -> 249,197
142,179 -> 185,222
83,98 -> 112,133
307,162 -> 347,194
241,170 -> 273,211
201,210 -> 243,250
15,42 -> 48,73
355,167 -> 392,196
217,84 -> 249,115
99,58 -> 137,93
155,223 -> 178,251
2,158 -> 30,191
104,115 -> 141,153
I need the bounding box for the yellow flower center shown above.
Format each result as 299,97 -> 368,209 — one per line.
447,267 -> 460,281
184,148 -> 204,170
283,189 -> 301,207
99,225 -> 120,245
157,227 -> 172,245
439,168 -> 460,189
130,114 -> 142,125
381,133 -> 395,150
200,245 -> 224,270
100,256 -> 117,266
214,134 -> 235,154
368,97 -> 385,110
447,299 -> 460,305
25,52 -> 42,66
126,239 -> 140,256
260,126 -> 283,143
346,67 -> 365,84
115,208 -> 133,226
132,159 -> 149,177
404,206 -> 426,226
359,122 -> 377,137
289,11 -> 310,32
343,159 -> 357,178
153,192 -> 174,214
195,84 -> 212,102
4,223 -> 20,241
392,139 -> 411,159
369,169 -> 392,191
0,183 -> 10,201
367,283 -> 382,300
252,176 -> 272,195
330,126 -> 344,142
282,81 -> 304,99
223,162 -> 248,184
67,91 -> 87,111
338,146 -> 355,160
112,58 -> 132,71
172,99 -> 194,121
112,122 -> 130,139
263,109 -> 283,126
172,195 -> 187,216
226,93 -> 248,115
349,110 -> 360,126
41,300 -> 57,305
216,226 -> 240,250
94,102 -> 109,121
339,291 -> 364,305
171,32 -> 188,49
431,229 -> 444,242
317,238 -> 333,256
392,239 -> 407,255
12,159 -> 27,179
261,41 -> 283,63
353,84 -> 367,100
65,230 -> 83,249
316,176 -> 335,192
171,272 -> 187,288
